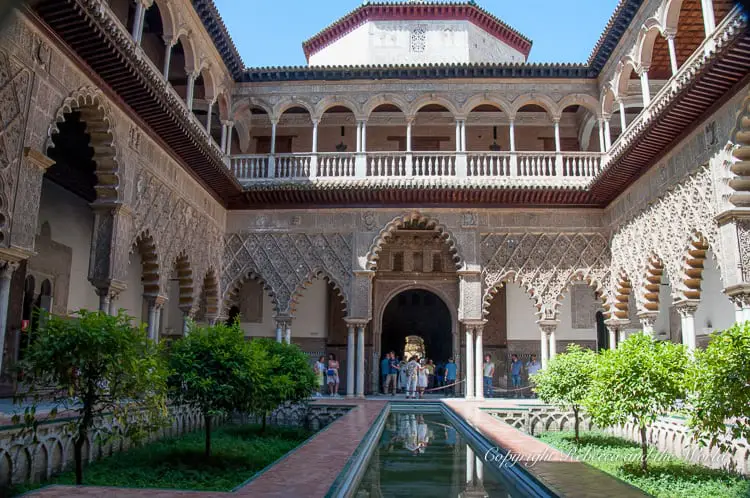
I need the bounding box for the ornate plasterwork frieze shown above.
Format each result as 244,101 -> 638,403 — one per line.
609,166 -> 720,312
481,232 -> 610,317
222,231 -> 353,316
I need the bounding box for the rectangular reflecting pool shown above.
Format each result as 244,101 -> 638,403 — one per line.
353,412 -> 531,497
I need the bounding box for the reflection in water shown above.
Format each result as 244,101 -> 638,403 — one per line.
355,413 -> 524,498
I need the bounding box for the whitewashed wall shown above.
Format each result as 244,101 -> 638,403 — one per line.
37,179 -> 98,313
309,20 -> 524,66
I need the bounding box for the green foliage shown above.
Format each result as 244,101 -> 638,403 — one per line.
9,424 -> 313,496
583,332 -> 689,471
532,344 -> 596,442
168,321 -> 256,456
15,310 -> 169,485
688,322 -> 750,450
245,339 -> 316,429
540,431 -> 750,498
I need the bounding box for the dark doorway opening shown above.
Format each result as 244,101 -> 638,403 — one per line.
382,289 -> 452,363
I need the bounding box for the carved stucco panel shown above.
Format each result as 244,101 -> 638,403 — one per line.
481,232 -> 611,317
609,166 -> 720,312
222,231 -> 354,316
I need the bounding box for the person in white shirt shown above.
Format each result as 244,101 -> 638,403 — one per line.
483,354 -> 495,398
405,356 -> 420,399
526,354 -> 542,398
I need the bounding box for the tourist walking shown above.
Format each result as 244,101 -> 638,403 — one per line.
314,355 -> 326,397
381,353 -> 390,394
417,359 -> 428,399
398,357 -> 408,393
327,353 -> 340,397
425,359 -> 435,389
405,355 -> 420,399
483,354 -> 495,398
526,354 -> 541,398
445,358 -> 457,396
510,354 -> 522,398
386,351 -> 400,395
435,361 -> 445,389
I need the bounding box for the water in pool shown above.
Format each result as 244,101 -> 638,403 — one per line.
354,412 -> 527,497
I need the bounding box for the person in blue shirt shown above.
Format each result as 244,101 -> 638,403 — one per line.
510,354 -> 523,396
444,358 -> 457,397
380,353 -> 391,394
386,352 -> 400,395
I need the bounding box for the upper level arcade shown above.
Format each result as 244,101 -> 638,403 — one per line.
303,1 -> 532,66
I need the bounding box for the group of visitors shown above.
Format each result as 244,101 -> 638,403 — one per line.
509,353 -> 542,397
314,353 -> 341,397
380,352 -> 458,397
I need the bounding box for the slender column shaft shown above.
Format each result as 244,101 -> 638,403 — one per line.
680,309 -> 697,352
275,323 -> 283,343
147,301 -> 158,341
667,35 -> 679,75
509,119 -> 516,152
162,43 -> 173,80
609,327 -> 617,350
131,1 -> 145,42
361,121 -> 367,153
465,326 -> 474,398
619,100 -> 627,131
618,328 -> 627,346
154,307 -> 162,343
549,328 -> 557,359
270,120 -> 278,154
455,120 -> 461,152
598,119 -> 606,152
406,121 -> 412,152
640,70 -> 651,107
553,120 -> 561,152
347,324 -> 355,397
460,120 -> 466,152
356,325 -> 365,397
540,329 -> 549,369
285,325 -> 291,345
108,295 -> 117,316
474,330 -> 484,400
205,102 -> 213,135
355,122 -> 362,152
220,122 -> 227,153
186,72 -> 196,112
226,123 -> 234,155
466,446 -> 475,484
311,120 -> 319,154
182,312 -> 190,335
0,264 -> 17,375
98,293 -> 111,313
604,120 -> 612,150
701,0 -> 716,36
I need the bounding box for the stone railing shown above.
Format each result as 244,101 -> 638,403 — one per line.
0,405 -> 213,488
229,151 -> 603,187
485,405 -> 750,475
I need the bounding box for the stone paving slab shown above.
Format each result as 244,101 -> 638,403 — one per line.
444,399 -> 649,497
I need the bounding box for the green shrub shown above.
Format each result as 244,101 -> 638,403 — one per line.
532,344 -> 596,443
689,321 -> 750,450
584,332 -> 689,471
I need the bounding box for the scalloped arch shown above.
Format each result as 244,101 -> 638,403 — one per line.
222,270 -> 280,316
48,87 -> 122,203
131,230 -> 160,296
365,212 -> 463,271
552,271 -> 608,320
481,272 -> 541,317
289,267 -> 349,315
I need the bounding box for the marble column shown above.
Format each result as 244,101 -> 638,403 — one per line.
347,323 -> 355,398
162,38 -> 173,80
146,296 -> 166,343
406,119 -> 413,152
597,119 -> 606,152
356,323 -> 366,398
700,0 -> 716,37
186,71 -> 197,112
205,101 -> 213,135
540,327 -> 549,369
465,325 -> 474,399
665,32 -> 678,75
604,119 -> 612,150
618,100 -> 627,131
509,118 -> 516,152
0,262 -> 19,376
474,326 -> 484,400
553,119 -> 561,152
285,322 -> 292,344
675,300 -> 699,352
131,0 -> 145,44
640,68 -> 651,107
637,311 -> 659,337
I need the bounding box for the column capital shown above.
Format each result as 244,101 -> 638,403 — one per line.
146,294 -> 168,308
663,28 -> 677,40
344,318 -> 369,327
673,299 -> 700,317
605,317 -> 631,331
724,283 -> 750,309
536,319 -> 559,334
405,116 -> 416,125
0,261 -> 20,280
94,280 -> 127,300
273,315 -> 293,327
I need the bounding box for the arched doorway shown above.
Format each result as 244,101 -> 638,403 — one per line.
381,289 -> 452,363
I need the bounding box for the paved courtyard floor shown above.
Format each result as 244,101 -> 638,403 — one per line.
23,397 -> 646,497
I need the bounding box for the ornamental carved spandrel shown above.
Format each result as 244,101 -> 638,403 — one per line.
736,220 -> 750,282
0,49 -> 32,247
130,169 -> 223,298
610,166 -> 720,312
481,232 -> 610,314
222,232 -> 354,316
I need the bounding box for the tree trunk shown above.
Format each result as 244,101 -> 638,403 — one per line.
73,431 -> 85,485
573,406 -> 580,444
639,424 -> 648,472
204,415 -> 212,458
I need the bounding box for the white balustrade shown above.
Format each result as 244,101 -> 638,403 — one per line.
561,153 -> 602,177
275,153 -> 311,178
412,153 -> 455,176
230,151 -> 603,185
516,152 -> 557,177
468,153 -> 512,176
318,153 -> 356,177
368,152 -> 409,177
231,155 -> 269,180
